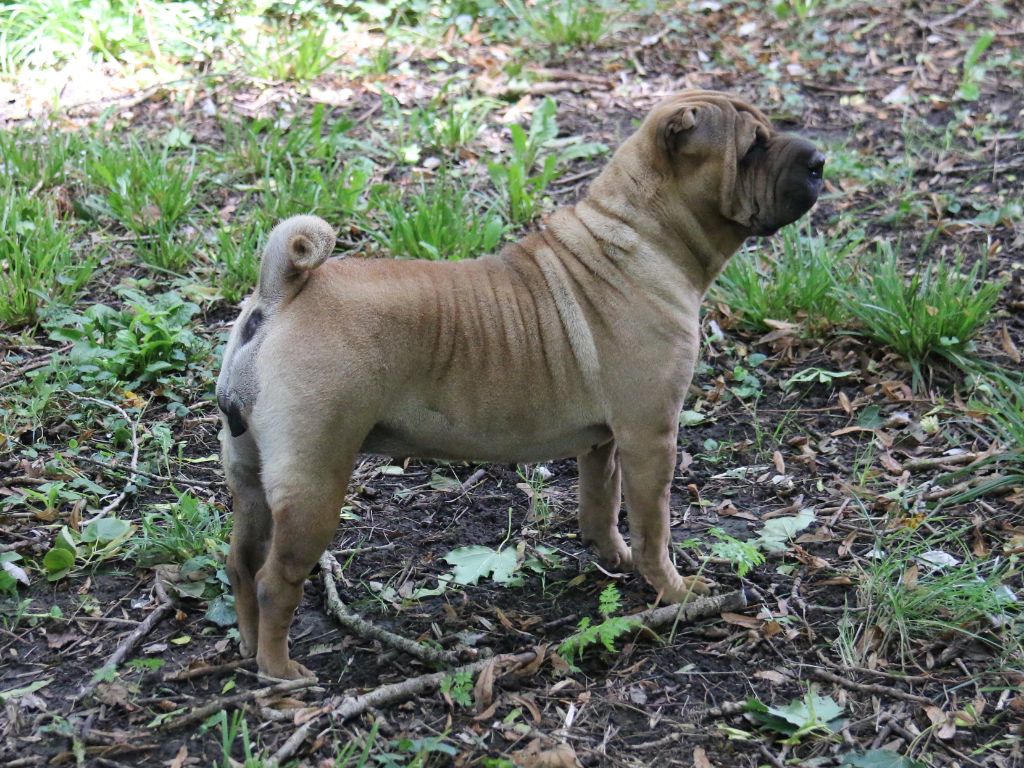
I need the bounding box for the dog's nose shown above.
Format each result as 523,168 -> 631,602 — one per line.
808,151 -> 825,179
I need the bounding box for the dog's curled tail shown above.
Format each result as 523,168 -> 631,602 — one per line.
258,215 -> 337,307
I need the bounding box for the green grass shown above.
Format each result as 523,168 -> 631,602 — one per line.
213,220 -> 264,304
0,129 -> 84,190
0,0 -> 199,73
221,104 -> 356,176
841,524 -> 1021,670
840,242 -> 1003,389
239,24 -> 337,83
261,156 -> 373,222
0,188 -> 97,327
373,178 -> 506,261
506,0 -> 613,46
134,490 -> 230,567
712,222 -> 862,334
83,140 -> 200,237
488,96 -> 606,223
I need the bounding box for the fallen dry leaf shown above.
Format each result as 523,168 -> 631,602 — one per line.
511,740 -> 579,768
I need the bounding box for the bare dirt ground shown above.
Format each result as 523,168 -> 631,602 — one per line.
1,2 -> 1022,767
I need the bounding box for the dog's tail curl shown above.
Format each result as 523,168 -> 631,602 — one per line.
258,215 -> 336,307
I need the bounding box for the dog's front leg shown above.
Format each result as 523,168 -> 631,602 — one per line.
618,426 -> 710,603
577,440 -> 632,571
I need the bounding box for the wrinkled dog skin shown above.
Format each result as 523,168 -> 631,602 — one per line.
217,89 -> 824,679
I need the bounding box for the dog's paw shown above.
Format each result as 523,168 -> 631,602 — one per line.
595,544 -> 633,572
238,637 -> 256,659
583,532 -> 633,572
660,575 -> 712,603
258,657 -> 317,681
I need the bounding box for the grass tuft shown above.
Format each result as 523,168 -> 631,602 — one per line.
373,178 -> 506,261
0,188 -> 97,327
840,242 -> 1002,389
842,524 -> 1021,671
506,0 -> 613,46
83,140 -> 200,236
712,223 -> 861,334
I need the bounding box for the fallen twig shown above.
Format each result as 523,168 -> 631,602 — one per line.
160,676 -> 319,732
701,700 -> 747,719
79,397 -> 141,523
271,649 -> 537,765
162,658 -> 253,682
77,576 -> 174,702
903,451 -> 985,473
808,667 -> 933,705
635,589 -> 747,631
319,551 -> 466,666
460,467 -> 488,492
0,343 -> 72,388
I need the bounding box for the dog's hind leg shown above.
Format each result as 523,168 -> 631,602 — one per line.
222,430 -> 271,661
577,440 -> 632,571
254,456 -> 354,680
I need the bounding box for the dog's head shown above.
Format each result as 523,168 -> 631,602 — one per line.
625,90 -> 823,241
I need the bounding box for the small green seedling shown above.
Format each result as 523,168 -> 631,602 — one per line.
440,669 -> 474,708
709,529 -> 765,578
783,367 -> 855,389
42,517 -> 136,581
958,31 -> 995,101
558,583 -> 641,668
744,688 -> 845,745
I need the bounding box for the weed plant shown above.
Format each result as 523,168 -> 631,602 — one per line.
0,189 -> 97,327
840,242 -> 1002,389
488,97 -> 606,223
713,222 -> 861,334
45,288 -> 208,390
134,491 -> 230,567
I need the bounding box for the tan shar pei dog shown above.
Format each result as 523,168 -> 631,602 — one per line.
216,89 -> 824,678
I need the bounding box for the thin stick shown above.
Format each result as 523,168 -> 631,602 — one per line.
0,343 -> 72,387
460,467 -> 488,492
809,667 -> 933,705
635,589 -> 748,631
76,577 -> 174,702
73,453 -> 217,489
903,451 -> 983,472
319,552 -> 464,666
79,397 -> 141,523
271,650 -> 537,765
159,677 -> 319,732
162,658 -> 252,682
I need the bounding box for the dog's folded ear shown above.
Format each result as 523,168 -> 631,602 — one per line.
654,92 -> 773,170
258,215 -> 337,308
